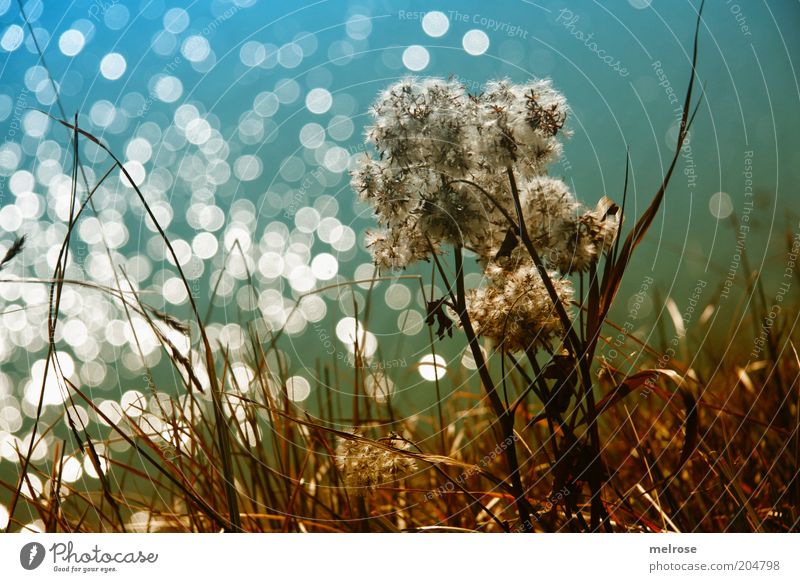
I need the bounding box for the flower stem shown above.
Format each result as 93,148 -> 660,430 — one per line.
505,167 -> 610,531
453,245 -> 535,529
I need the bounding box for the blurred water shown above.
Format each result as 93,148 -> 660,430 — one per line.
0,0 -> 798,482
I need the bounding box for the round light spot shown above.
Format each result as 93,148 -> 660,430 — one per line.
0,94 -> 12,121
299,122 -> 325,149
354,263 -> 376,289
418,354 -> 447,381
277,43 -> 303,68
295,206 -> 320,233
0,406 -> 22,432
709,191 -> 733,220
121,390 -> 147,417
0,503 -> 9,529
61,457 -> 83,483
311,253 -> 338,280
274,78 -> 300,104
163,277 -> 188,305
300,295 -> 326,322
192,231 -> 219,259
336,317 -> 365,346
254,91 -> 279,117
90,100 -> 116,127
327,115 -> 353,141
100,52 -> 126,80
329,225 -> 356,252
323,146 -> 350,173
385,284 -> 411,310
629,0 -> 653,8
154,75 -> 183,103
23,110 -> 49,138
120,161 -> 145,187
402,45 -> 430,71
234,154 -> 262,181
104,4 -> 130,30
83,455 -> 109,479
59,29 -> 85,56
329,40 -> 354,65
1,24 -> 24,52
463,29 -> 490,56
294,31 -> 318,56
64,404 -> 90,430
346,14 -> 372,40
185,118 -> 211,144
181,35 -> 210,62
398,309 -> 424,335
0,205 -> 21,231
62,319 -> 88,348
163,8 -> 190,34
240,41 -> 266,66
285,376 -> 310,402
422,11 -> 449,37
306,88 -> 332,114
125,137 -> 152,163
258,252 -> 284,279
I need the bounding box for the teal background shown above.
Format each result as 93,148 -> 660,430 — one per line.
0,1 -> 798,509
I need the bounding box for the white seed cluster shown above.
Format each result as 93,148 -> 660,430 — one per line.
466,262 -> 574,353
335,436 -> 416,496
352,77 -> 620,351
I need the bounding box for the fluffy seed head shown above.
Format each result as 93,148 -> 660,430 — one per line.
335,435 -> 417,496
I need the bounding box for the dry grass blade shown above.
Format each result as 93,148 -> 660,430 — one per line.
599,1 -> 705,327
0,235 -> 25,272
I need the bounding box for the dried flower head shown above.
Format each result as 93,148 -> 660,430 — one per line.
475,79 -> 567,175
335,435 -> 417,496
353,77 -> 572,270
466,262 -> 574,353
354,76 -> 619,278
544,195 -> 621,274
486,177 -> 621,274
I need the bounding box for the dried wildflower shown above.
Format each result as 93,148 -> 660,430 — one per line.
466,262 -> 573,353
476,79 -> 567,175
335,435 -> 417,496
353,77 -> 570,270
486,177 -> 621,275
544,195 -> 621,274
364,228 -> 434,271
354,76 -> 617,277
